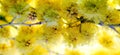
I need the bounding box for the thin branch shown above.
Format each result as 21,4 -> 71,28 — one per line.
99,21 -> 120,34
0,21 -> 45,28
108,25 -> 120,34
9,4 -> 30,24
107,24 -> 120,26
9,15 -> 21,24
0,5 -> 38,28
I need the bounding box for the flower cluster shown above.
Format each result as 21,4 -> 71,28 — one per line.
0,0 -> 120,55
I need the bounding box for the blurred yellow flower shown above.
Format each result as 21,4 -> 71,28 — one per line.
16,35 -> 36,49
18,26 -> 37,36
105,10 -> 120,24
63,27 -> 82,47
97,28 -> 115,48
91,48 -> 111,55
64,49 -> 83,55
27,45 -> 49,55
0,26 -> 11,38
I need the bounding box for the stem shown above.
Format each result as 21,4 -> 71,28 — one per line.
9,16 -> 18,24
10,5 -> 30,24
0,21 -> 45,28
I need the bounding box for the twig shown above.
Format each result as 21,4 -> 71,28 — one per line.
0,21 -> 45,28
97,21 -> 120,34
9,15 -> 21,24
0,4 -> 39,28
108,25 -> 120,34
107,24 -> 120,26
99,21 -> 120,34
10,4 -> 30,24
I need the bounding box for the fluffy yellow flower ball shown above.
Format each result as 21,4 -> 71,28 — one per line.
64,49 -> 83,55
27,45 -> 49,55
